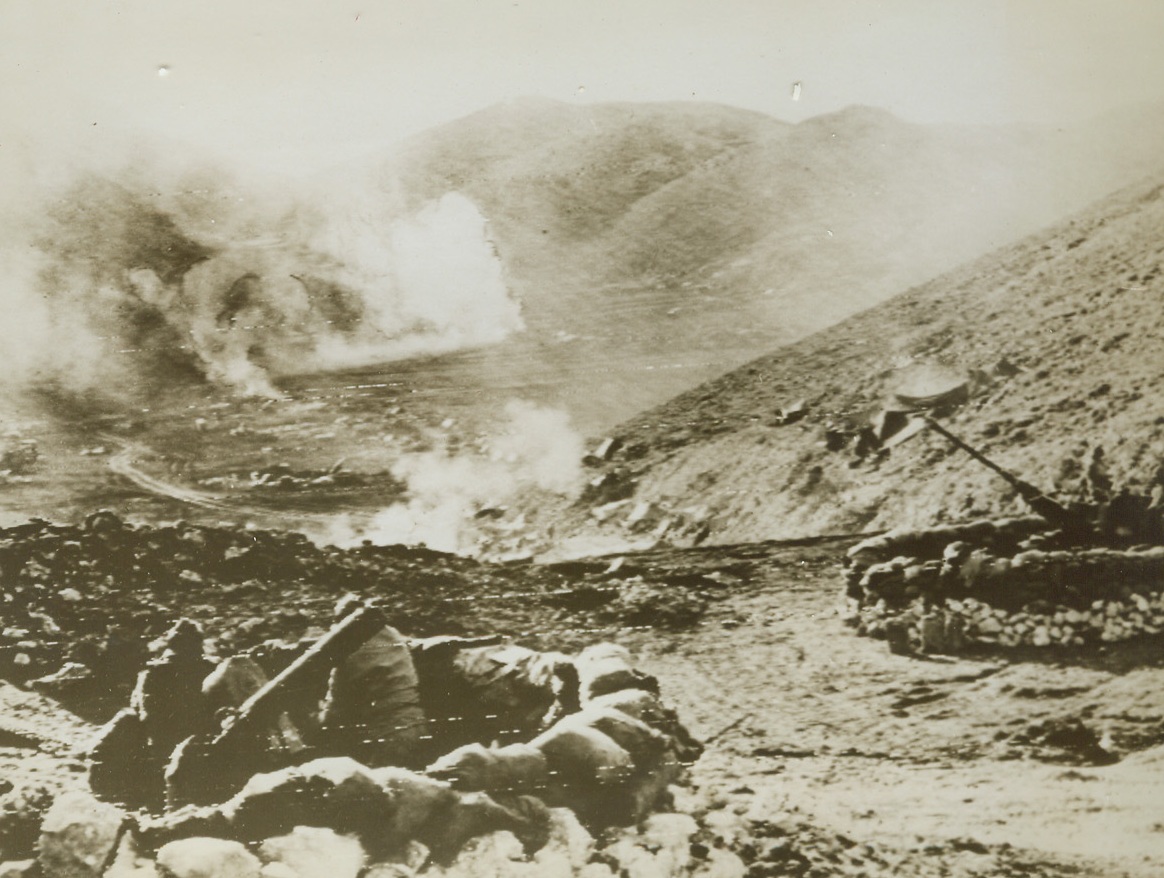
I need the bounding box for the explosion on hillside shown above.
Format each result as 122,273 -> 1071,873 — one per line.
326,400 -> 585,555
0,156 -> 522,403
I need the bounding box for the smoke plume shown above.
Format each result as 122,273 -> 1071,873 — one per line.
336,400 -> 585,554
0,149 -> 523,404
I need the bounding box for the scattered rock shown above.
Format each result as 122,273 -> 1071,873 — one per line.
0,862 -> 37,878
105,831 -> 157,878
37,791 -> 125,878
258,827 -> 365,878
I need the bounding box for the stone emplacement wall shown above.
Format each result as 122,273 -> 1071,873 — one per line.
0,644 -> 706,878
842,517 -> 1164,652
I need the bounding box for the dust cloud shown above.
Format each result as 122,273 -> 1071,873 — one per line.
0,139 -> 523,406
329,400 -> 585,554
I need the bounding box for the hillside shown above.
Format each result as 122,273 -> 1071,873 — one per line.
530,171 -> 1164,551
14,99 -> 1164,436
359,98 -> 1164,430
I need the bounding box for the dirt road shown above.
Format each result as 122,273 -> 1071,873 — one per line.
621,541 -> 1164,876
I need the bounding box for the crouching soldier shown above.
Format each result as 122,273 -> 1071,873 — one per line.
93,600 -> 425,809
318,595 -> 428,768
89,620 -> 218,809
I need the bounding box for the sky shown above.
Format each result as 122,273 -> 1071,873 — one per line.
2,0 -> 1164,174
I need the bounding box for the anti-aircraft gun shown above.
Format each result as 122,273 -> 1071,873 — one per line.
923,417 -> 1094,539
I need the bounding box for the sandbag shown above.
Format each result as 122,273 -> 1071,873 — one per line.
557,706 -> 669,770
587,689 -> 703,763
425,742 -> 548,794
574,644 -> 656,703
531,723 -> 633,787
221,758 -> 401,857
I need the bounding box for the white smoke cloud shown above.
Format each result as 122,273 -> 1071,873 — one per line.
0,240 -> 123,399
388,193 -> 523,348
338,400 -> 585,554
306,191 -> 525,371
0,143 -> 525,404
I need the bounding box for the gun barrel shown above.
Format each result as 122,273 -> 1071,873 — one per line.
210,604 -> 388,748
922,418 -> 1020,485
923,417 -> 1080,530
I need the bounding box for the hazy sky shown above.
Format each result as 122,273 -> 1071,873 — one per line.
3,0 -> 1163,174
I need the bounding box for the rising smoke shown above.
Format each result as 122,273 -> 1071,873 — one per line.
0,148 -> 524,404
332,400 -> 585,555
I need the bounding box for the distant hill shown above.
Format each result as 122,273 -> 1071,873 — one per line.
17,99 -> 1164,435
529,171 -> 1164,550
362,98 -> 1164,431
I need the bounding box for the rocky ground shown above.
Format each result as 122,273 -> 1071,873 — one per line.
3,525 -> 1162,876
529,172 -> 1164,552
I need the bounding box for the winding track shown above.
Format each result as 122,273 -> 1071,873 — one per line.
105,439 -> 235,511
103,438 -> 343,526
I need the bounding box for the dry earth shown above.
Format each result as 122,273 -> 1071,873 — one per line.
532,172 -> 1164,549
5,102 -> 1164,878
3,534 -> 1162,876
624,543 -> 1164,877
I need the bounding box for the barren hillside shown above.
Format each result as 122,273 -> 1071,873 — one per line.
18,100 -> 1164,435
363,98 -> 1164,429
536,172 -> 1164,549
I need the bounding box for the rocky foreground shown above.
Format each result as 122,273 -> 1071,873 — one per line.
2,517 -> 1163,877
0,512 -> 716,691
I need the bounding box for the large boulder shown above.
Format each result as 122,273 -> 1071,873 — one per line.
531,809 -> 595,876
37,791 -> 125,878
421,809 -> 595,878
424,831 -> 527,878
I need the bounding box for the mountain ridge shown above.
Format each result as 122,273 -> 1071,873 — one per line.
355,97 -> 1164,430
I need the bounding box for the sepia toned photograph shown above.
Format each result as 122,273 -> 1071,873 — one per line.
1,1 -> 1163,875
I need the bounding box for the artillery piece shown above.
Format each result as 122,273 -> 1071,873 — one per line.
842,418 -> 1164,654
922,417 -> 1091,537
